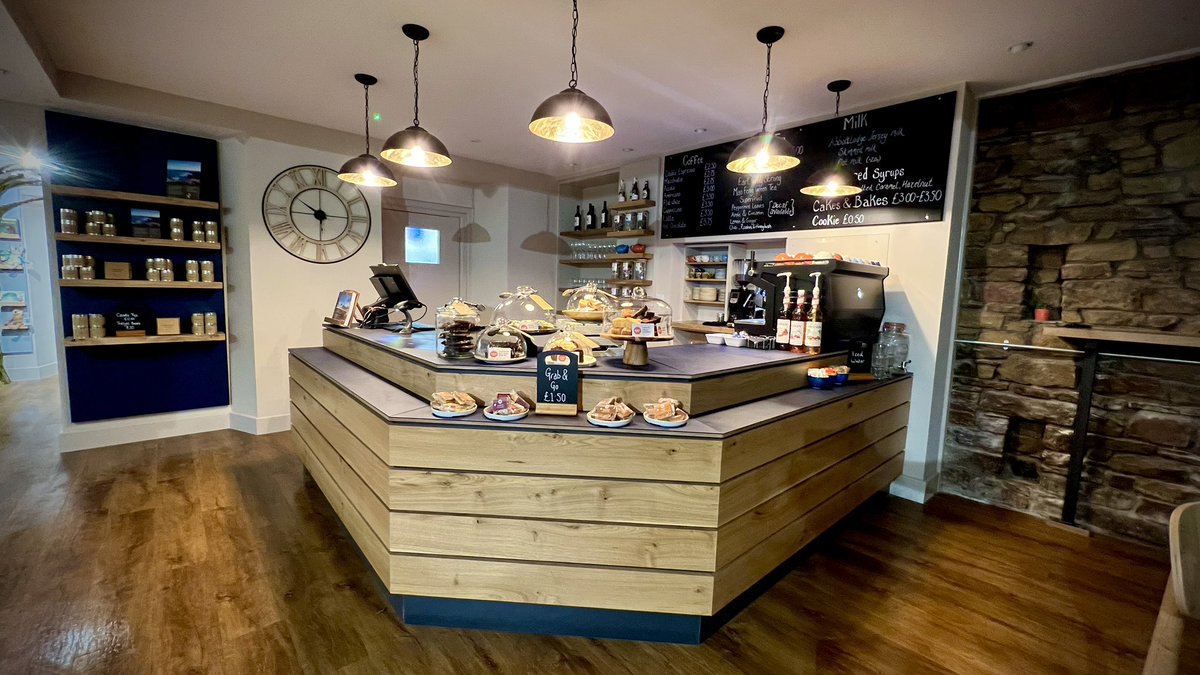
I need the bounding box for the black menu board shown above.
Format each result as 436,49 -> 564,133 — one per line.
661,92 -> 957,239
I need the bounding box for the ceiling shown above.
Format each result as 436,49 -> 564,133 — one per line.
3,0 -> 1199,178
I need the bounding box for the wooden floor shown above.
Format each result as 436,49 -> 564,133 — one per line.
2,377 -> 1197,674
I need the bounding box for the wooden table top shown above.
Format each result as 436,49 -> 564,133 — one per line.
1043,326 -> 1200,350
290,346 -> 905,440
674,321 -> 735,335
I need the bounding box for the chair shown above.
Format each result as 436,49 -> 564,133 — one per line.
1144,502 -> 1200,674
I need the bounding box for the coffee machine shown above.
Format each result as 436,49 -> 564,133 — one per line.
726,253 -> 765,324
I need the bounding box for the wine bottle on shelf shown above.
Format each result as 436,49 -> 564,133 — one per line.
573,205 -> 582,231
774,273 -> 793,350
640,180 -> 650,201
629,178 -> 639,201
600,201 -> 609,229
789,288 -> 808,354
617,180 -> 626,203
585,203 -> 596,229
804,272 -> 824,355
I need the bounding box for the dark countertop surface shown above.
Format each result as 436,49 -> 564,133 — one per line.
326,327 -> 841,382
291,345 -> 908,440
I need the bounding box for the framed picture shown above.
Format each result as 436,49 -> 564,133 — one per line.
130,208 -> 162,237
0,218 -> 18,240
166,159 -> 202,199
324,289 -> 360,327
0,243 -> 23,270
0,290 -> 25,307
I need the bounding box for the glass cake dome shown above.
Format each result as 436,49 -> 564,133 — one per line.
492,285 -> 556,334
561,281 -> 614,323
603,287 -> 673,339
473,321 -> 529,363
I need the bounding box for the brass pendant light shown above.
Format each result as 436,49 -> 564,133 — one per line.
381,24 -> 453,168
727,26 -> 799,175
529,0 -> 614,143
338,74 -> 397,187
800,80 -> 863,197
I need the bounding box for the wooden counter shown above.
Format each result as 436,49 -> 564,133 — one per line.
289,328 -> 912,642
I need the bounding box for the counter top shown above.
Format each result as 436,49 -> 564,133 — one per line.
290,345 -> 907,440
674,321 -> 735,335
327,327 -> 839,382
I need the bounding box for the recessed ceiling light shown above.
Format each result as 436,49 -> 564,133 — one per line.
1008,41 -> 1034,54
693,128 -> 707,133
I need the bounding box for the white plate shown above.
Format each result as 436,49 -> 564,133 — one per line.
431,406 -> 476,418
474,355 -> 527,365
586,412 -> 633,428
643,411 -> 689,428
484,408 -> 529,422
578,355 -> 598,368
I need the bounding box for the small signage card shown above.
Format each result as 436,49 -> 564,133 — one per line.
104,261 -> 133,280
114,310 -> 148,337
535,350 -> 579,416
156,317 -> 181,336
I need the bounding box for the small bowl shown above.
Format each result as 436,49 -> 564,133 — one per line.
807,375 -> 836,390
723,335 -> 747,347
615,244 -> 631,254
705,333 -> 725,345
834,372 -> 850,385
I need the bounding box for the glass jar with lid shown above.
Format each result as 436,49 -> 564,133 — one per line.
878,322 -> 910,376
561,281 -> 614,323
603,287 -> 673,339
473,321 -> 529,363
492,285 -> 555,334
435,298 -> 481,360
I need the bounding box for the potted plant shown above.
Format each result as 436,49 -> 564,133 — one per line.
1033,301 -> 1052,323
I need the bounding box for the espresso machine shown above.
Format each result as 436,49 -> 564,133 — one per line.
726,253 -> 765,324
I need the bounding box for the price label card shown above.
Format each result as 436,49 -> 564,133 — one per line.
487,347 -> 512,360
631,322 -> 656,338
535,350 -> 579,416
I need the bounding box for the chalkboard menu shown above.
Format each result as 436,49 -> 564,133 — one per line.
661,92 -> 957,239
535,350 -> 580,416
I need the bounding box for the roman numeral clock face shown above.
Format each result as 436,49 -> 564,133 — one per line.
261,165 -> 371,263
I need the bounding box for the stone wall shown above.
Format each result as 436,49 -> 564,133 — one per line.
942,57 -> 1200,545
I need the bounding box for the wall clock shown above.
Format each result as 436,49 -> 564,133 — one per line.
261,164 -> 371,264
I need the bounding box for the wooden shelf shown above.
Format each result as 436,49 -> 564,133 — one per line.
0,234 -> 20,240
686,262 -> 727,267
561,253 -> 653,267
65,333 -> 226,347
1043,326 -> 1200,350
561,228 -> 620,239
0,267 -> 25,272
607,229 -> 654,238
50,185 -> 220,210
605,279 -> 652,287
54,233 -> 221,250
1,325 -> 30,331
685,278 -> 726,283
609,199 -> 656,212
59,279 -> 223,290
0,303 -> 27,308
684,300 -> 725,307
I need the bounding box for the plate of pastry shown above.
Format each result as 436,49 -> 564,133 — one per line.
586,396 -> 636,428
483,391 -> 529,421
430,391 -> 478,418
642,397 -> 689,428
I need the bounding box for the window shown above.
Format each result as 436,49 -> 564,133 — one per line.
404,227 -> 440,265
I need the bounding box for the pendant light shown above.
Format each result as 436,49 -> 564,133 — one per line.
800,80 -> 863,198
381,24 -> 452,168
726,26 -> 799,175
528,0 -> 614,144
338,74 -> 397,187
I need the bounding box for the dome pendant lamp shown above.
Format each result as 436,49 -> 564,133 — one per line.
381,24 -> 452,168
800,80 -> 863,198
338,73 -> 397,187
726,26 -> 800,175
528,0 -> 614,143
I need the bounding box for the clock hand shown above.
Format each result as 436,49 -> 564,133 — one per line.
297,198 -> 319,213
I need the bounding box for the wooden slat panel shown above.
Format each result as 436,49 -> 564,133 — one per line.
323,329 -> 439,398
690,355 -> 844,413
716,429 -> 907,567
289,355 -> 388,461
292,431 -> 390,585
389,425 -> 722,482
711,453 -> 904,611
388,555 -> 714,615
292,409 -> 390,547
290,393 -> 387,505
719,404 -> 910,524
720,377 -> 913,480
390,513 -> 716,571
388,469 -> 720,527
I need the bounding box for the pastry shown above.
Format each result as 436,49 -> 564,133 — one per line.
589,396 -> 635,422
643,398 -> 688,423
431,391 -> 477,413
486,391 -> 528,416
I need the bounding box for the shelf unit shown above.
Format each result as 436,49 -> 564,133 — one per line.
561,253 -> 655,268
680,243 -> 747,325
685,277 -> 726,284
54,233 -> 221,250
64,333 -> 226,347
59,279 -> 223,290
606,279 -> 652,287
608,198 -> 656,212
47,110 -> 230,423
684,300 -> 725,307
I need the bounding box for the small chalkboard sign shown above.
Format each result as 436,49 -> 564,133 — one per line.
536,350 -> 580,416
114,310 -> 148,337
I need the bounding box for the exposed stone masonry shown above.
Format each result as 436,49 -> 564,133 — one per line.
942,58 -> 1200,545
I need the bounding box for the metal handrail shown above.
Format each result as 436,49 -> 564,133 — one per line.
954,339 -> 1200,366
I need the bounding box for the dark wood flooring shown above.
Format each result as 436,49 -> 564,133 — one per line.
2,377 -> 1197,674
